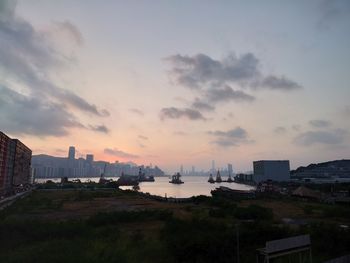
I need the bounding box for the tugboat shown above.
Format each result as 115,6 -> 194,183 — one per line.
138,168 -> 155,182
117,172 -> 139,186
227,173 -> 233,183
169,172 -> 184,184
208,173 -> 215,183
215,170 -> 222,183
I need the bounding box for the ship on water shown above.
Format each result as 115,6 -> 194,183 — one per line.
215,170 -> 222,183
208,173 -> 215,183
138,168 -> 155,182
169,172 -> 184,184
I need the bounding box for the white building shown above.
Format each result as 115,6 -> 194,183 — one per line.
253,160 -> 290,182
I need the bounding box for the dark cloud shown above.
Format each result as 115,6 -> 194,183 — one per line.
88,125 -> 109,133
129,108 -> 144,116
104,148 -> 139,159
309,119 -> 331,128
294,129 -> 347,146
0,85 -> 83,136
138,135 -> 148,140
206,85 -> 255,103
192,98 -> 215,112
258,75 -> 302,90
208,127 -> 253,147
160,107 -> 206,121
166,53 -> 259,89
274,126 -> 287,134
317,0 -> 350,29
164,52 -> 301,115
0,2 -> 109,136
165,52 -> 302,91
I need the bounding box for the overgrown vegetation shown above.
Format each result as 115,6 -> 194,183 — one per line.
0,190 -> 349,263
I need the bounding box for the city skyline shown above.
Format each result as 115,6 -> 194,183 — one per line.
1,1 -> 350,173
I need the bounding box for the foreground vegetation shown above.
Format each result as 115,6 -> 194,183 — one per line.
0,189 -> 349,263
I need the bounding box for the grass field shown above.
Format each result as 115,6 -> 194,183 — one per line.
0,189 -> 349,263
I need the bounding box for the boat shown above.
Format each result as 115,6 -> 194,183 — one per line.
116,172 -> 139,186
138,168 -> 155,182
208,173 -> 215,183
227,173 -> 233,183
215,170 -> 222,183
169,172 -> 184,184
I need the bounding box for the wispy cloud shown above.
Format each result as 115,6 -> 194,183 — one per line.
309,119 -> 331,128
294,129 -> 347,146
129,108 -> 144,116
208,127 -> 253,147
160,107 -> 206,121
104,148 -> 139,159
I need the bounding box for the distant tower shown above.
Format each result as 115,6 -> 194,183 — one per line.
68,146 -> 75,160
180,165 -> 184,174
192,166 -> 195,175
228,163 -> 233,176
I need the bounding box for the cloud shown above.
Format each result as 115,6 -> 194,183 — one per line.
294,129 -> 347,146
129,108 -> 144,116
173,131 -> 188,136
138,135 -> 148,140
52,20 -> 84,46
0,2 -> 108,136
192,98 -> 215,112
274,126 -> 287,134
160,107 -> 206,121
0,85 -> 83,136
104,148 -> 139,159
309,119 -> 331,128
166,53 -> 259,89
208,127 -> 253,147
88,125 -> 109,133
258,75 -> 302,90
317,0 -> 350,29
164,52 -> 301,115
165,52 -> 302,91
206,85 -> 255,103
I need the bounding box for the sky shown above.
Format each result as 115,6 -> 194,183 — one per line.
1,0 -> 350,173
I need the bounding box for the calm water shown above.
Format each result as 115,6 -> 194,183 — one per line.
35,176 -> 255,198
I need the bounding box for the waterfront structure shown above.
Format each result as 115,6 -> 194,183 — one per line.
253,160 -> 290,183
0,132 -> 32,196
32,148 -> 165,179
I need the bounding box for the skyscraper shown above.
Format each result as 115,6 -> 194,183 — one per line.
228,163 -> 233,176
211,160 -> 215,173
86,154 -> 94,164
0,131 -> 32,196
68,146 -> 75,160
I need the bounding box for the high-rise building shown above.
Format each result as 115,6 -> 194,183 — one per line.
228,163 -> 233,176
180,165 -> 184,174
253,160 -> 290,182
12,139 -> 32,186
68,146 -> 75,160
0,132 -> 32,196
86,154 -> 94,164
211,160 -> 215,173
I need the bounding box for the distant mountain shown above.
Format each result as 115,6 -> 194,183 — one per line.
291,159 -> 350,179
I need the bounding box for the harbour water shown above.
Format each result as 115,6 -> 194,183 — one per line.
35,176 -> 255,198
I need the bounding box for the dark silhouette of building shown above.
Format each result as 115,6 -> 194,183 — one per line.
0,131 -> 32,196
68,146 -> 75,160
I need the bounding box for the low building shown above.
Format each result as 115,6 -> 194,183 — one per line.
253,160 -> 290,183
